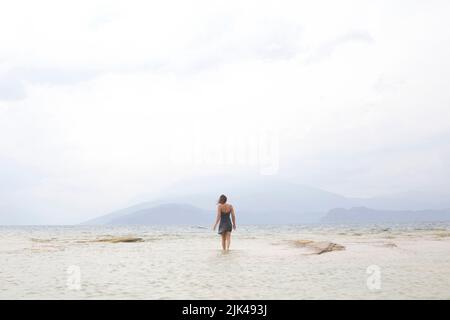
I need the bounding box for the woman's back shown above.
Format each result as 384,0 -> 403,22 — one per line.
219,203 -> 232,214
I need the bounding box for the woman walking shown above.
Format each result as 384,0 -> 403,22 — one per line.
213,194 -> 236,251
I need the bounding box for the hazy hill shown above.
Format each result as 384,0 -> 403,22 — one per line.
352,190 -> 450,211
322,207 -> 450,223
83,200 -> 160,225
83,175 -> 450,225
106,203 -> 211,225
83,176 -> 353,224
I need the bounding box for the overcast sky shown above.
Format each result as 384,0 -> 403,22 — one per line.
1,0 -> 450,224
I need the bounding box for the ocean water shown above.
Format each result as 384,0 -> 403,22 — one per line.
1,223 -> 449,299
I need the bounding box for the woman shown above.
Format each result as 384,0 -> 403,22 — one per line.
213,194 -> 236,251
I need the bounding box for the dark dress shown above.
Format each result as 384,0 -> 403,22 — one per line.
218,210 -> 232,235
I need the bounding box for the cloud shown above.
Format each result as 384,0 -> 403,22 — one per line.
1,0 -> 450,223
305,31 -> 374,64
0,2 -> 306,101
0,67 -> 100,101
0,75 -> 26,101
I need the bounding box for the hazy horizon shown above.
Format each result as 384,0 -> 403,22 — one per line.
1,0 -> 450,224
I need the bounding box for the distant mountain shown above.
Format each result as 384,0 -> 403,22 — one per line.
82,175 -> 450,225
106,203 -> 211,225
155,175 -> 356,223
83,176 -> 354,225
352,190 -> 450,211
83,201 -> 160,225
322,207 -> 450,223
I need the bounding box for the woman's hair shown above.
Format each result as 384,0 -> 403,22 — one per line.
218,194 -> 227,204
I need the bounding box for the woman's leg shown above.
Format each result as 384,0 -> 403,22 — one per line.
221,233 -> 227,250
226,232 -> 231,250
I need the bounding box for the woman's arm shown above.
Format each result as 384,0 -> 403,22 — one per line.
231,205 -> 236,230
212,205 -> 221,230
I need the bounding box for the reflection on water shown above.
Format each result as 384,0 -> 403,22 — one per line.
0,223 -> 450,299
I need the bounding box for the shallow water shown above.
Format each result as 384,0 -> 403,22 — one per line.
1,223 -> 449,299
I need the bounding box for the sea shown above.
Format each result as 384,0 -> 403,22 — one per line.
1,223 -> 449,299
